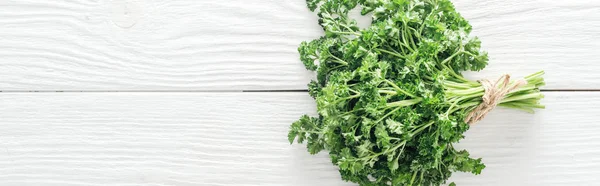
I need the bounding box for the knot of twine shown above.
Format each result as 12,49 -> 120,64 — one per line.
465,74 -> 527,124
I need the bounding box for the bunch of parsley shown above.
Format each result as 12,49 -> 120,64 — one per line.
288,0 -> 545,185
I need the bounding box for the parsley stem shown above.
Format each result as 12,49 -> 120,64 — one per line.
450,101 -> 479,113
384,79 -> 417,97
463,51 -> 477,57
419,171 -> 424,184
504,85 -> 538,97
411,121 -> 435,135
498,103 -> 535,113
446,98 -> 462,116
407,27 -> 420,49
376,107 -> 402,123
331,94 -> 361,105
401,25 -> 417,53
341,24 -> 356,32
378,90 -> 398,95
389,137 -> 403,141
525,70 -> 545,80
441,50 -> 463,64
330,55 -> 349,65
409,171 -> 418,186
443,80 -> 479,89
398,38 -> 407,54
500,92 -> 544,103
442,63 -> 474,84
398,143 -> 406,157
447,87 -> 484,96
446,92 -> 484,115
386,47 -> 402,54
403,21 -> 419,50
376,48 -> 407,59
365,141 -> 407,161
386,98 -> 423,108
331,30 -> 361,36
419,9 -> 434,34
400,42 -> 414,53
328,65 -> 346,71
297,129 -> 324,134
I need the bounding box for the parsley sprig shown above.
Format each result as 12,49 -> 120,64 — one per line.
289,0 -> 545,185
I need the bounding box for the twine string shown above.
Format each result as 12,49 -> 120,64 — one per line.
465,74 -> 527,124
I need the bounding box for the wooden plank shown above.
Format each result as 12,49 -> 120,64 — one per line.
0,92 -> 598,185
455,0 -> 600,90
1,0 -> 599,91
0,92 -> 352,186
0,0 -> 320,91
450,92 -> 600,185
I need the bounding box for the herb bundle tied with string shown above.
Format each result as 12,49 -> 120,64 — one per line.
288,0 -> 545,185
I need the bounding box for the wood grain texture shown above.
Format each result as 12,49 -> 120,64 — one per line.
1,0 -> 599,91
0,92 -> 598,185
455,0 -> 600,90
0,92 -> 352,186
0,0 -> 321,91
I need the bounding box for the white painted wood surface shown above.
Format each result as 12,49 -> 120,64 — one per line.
1,0 -> 599,90
0,92 -> 597,186
1,0 -> 598,186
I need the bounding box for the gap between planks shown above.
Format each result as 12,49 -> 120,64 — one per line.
0,89 -> 598,93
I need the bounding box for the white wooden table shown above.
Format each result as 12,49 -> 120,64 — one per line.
1,0 -> 599,185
